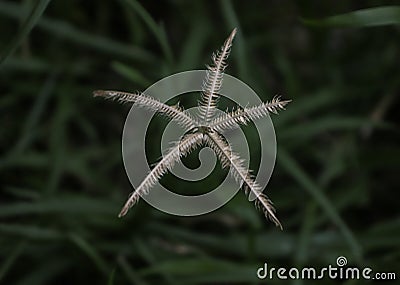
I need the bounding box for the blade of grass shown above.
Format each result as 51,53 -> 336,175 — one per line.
273,49 -> 300,95
0,57 -> 50,73
69,233 -> 109,275
0,151 -> 48,170
107,268 -> 116,285
178,265 -> 259,284
120,0 -> 173,63
135,238 -> 177,284
139,258 -> 261,283
280,117 -> 385,142
178,22 -> 209,70
148,223 -> 294,258
291,202 -> 317,285
360,219 -> 400,256
0,72 -> 56,169
3,186 -> 41,200
275,90 -> 338,127
117,256 -> 149,285
0,0 -> 51,65
0,196 -> 118,217
0,241 -> 27,282
294,203 -> 318,264
46,89 -> 69,194
278,149 -> 363,261
0,224 -> 61,240
15,72 -> 57,153
302,6 -> 400,27
111,61 -> 151,87
220,0 -> 250,83
14,259 -> 70,285
139,257 -> 235,276
293,144 -> 348,285
0,1 -> 154,62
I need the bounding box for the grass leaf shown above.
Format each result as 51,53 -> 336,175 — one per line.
0,1 -> 153,61
120,0 -> 173,63
278,149 -> 363,261
0,0 -> 51,65
302,6 -> 400,27
0,241 -> 27,282
69,233 -> 109,275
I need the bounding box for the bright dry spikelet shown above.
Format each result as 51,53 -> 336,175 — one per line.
94,28 -> 291,229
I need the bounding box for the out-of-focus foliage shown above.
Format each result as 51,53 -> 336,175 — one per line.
303,6 -> 400,27
0,0 -> 399,284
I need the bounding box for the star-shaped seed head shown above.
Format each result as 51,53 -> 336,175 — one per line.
94,28 -> 291,229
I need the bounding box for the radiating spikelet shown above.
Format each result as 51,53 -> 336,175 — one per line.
118,132 -> 204,218
209,96 -> 291,133
199,28 -> 237,123
204,132 -> 282,229
94,90 -> 197,130
247,187 -> 282,230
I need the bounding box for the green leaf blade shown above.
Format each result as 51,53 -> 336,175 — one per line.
302,6 -> 400,27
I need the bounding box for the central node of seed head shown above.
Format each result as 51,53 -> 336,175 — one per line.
198,126 -> 212,134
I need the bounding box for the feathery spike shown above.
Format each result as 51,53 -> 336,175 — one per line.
94,90 -> 197,130
209,97 -> 291,133
204,132 -> 282,229
199,28 -> 237,124
118,133 -> 204,218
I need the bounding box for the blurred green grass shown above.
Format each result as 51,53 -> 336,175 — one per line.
1,0 -> 399,284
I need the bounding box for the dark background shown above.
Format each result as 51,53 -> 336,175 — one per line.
0,0 -> 399,284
